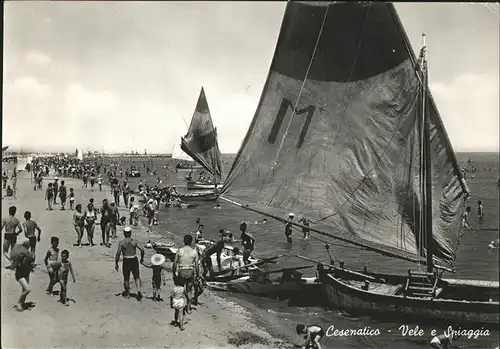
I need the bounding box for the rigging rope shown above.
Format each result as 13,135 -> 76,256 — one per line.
257,4 -> 330,202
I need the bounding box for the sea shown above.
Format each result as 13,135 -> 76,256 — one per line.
58,152 -> 500,348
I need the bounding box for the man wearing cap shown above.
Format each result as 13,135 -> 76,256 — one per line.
173,235 -> 199,312
115,226 -> 144,300
285,213 -> 295,243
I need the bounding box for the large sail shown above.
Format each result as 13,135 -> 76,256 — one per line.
221,2 -> 467,271
181,87 -> 223,181
172,136 -> 193,162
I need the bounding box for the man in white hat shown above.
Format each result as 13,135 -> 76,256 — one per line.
285,213 -> 294,243
115,226 -> 144,300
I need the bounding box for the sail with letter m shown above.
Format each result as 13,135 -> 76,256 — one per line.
221,2 -> 468,271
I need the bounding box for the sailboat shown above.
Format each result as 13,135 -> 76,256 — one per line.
181,87 -> 224,191
171,133 -> 200,169
220,1 -> 499,327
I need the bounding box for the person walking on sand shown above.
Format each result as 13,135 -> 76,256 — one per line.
115,226 -> 144,300
2,206 -> 23,267
170,277 -> 187,331
69,188 -> 75,210
98,175 -> 103,192
44,236 -> 60,294
58,249 -> 76,306
109,201 -> 120,240
10,238 -> 35,311
52,177 -> 59,205
100,199 -> 112,247
58,180 -> 67,210
141,253 -> 167,301
73,204 -> 85,246
83,203 -> 97,246
22,211 -> 41,261
11,171 -> 17,198
45,183 -> 54,210
173,235 -> 199,313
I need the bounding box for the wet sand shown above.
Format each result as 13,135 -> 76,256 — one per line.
1,172 -> 288,349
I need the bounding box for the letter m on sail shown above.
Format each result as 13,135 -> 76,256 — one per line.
267,98 -> 315,149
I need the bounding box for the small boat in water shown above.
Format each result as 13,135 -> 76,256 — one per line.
172,190 -> 218,201
186,180 -> 223,191
176,162 -> 202,170
207,268 -> 321,300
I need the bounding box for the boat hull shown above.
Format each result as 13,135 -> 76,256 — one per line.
176,164 -> 203,170
208,277 -> 321,300
324,273 -> 499,327
172,191 -> 218,201
186,181 -> 223,190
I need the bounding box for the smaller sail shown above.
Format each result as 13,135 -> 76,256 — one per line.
181,87 -> 223,181
17,157 -> 28,171
172,136 -> 194,162
75,149 -> 84,161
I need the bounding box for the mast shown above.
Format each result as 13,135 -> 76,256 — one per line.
421,33 -> 434,273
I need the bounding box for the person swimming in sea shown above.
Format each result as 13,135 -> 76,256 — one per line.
477,200 -> 484,220
284,213 -> 295,243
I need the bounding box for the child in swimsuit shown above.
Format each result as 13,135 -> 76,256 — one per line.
170,277 -> 186,331
69,188 -> 75,210
141,254 -> 167,301
58,250 -> 76,305
44,236 -> 60,294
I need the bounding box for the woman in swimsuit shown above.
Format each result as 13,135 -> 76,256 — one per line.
84,203 -> 97,246
44,236 -> 60,294
73,204 -> 85,246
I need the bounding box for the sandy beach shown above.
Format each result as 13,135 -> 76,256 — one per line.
1,172 -> 288,349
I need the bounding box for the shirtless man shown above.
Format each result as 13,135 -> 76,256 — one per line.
2,206 -> 23,266
173,235 -> 199,312
115,226 -> 144,300
202,237 -> 226,278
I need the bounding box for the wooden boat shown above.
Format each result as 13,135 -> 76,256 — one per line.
207,275 -> 320,300
171,190 -> 218,201
176,163 -> 202,170
186,181 -> 223,191
216,1 -> 498,328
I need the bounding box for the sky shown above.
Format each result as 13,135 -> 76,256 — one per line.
2,2 -> 499,154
